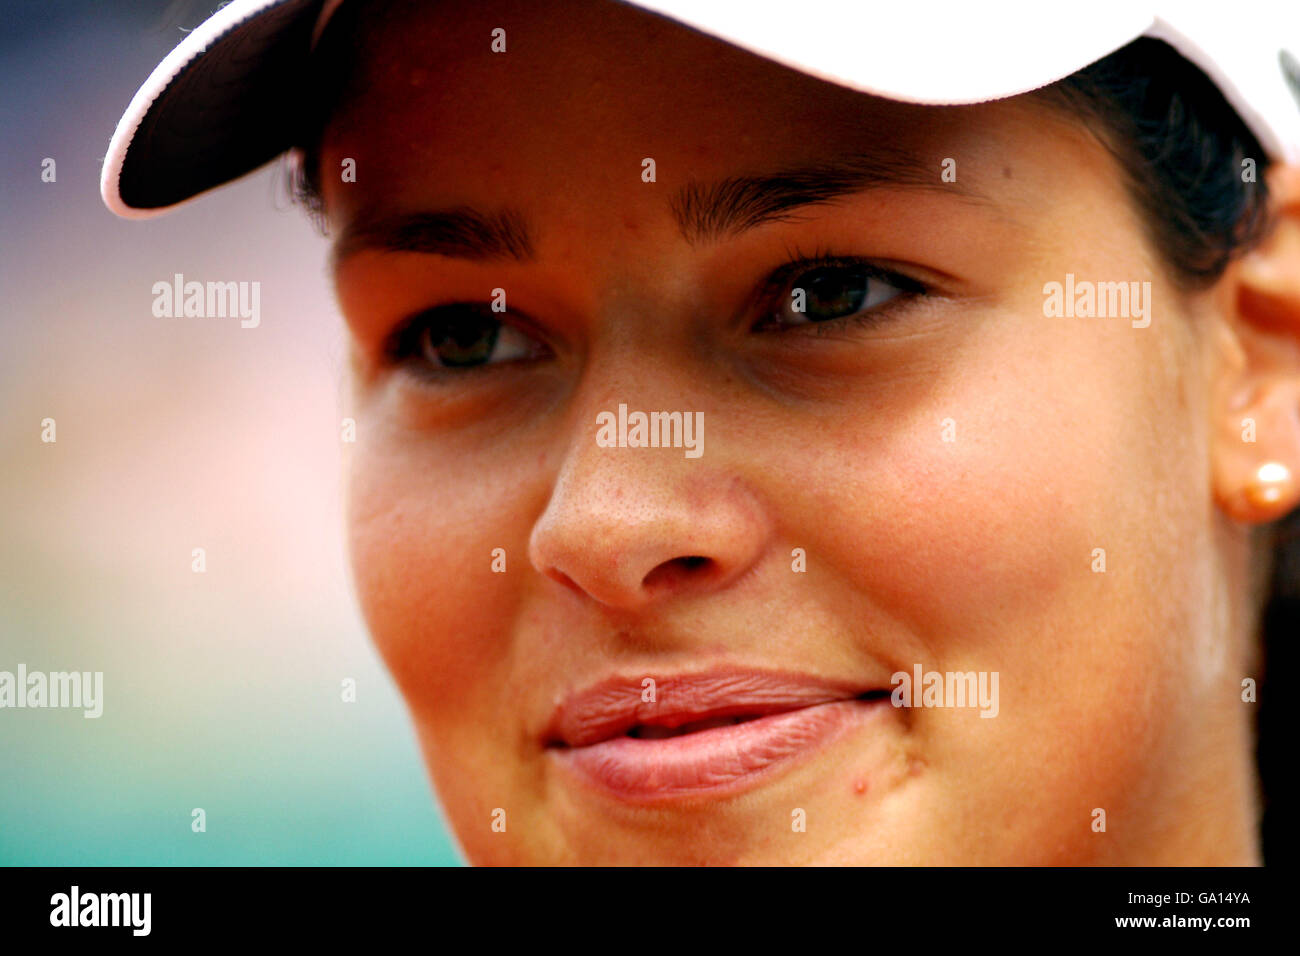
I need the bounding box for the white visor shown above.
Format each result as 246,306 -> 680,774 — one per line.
101,0 -> 1300,218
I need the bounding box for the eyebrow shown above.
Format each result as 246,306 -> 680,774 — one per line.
331,155 -> 982,268
332,206 -> 537,269
670,155 -> 980,244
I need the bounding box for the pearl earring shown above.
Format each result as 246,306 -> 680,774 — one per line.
1246,461 -> 1294,509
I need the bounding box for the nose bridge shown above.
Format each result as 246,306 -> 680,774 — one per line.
527,367 -> 768,611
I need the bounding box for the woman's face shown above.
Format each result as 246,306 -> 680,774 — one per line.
324,0 -> 1257,864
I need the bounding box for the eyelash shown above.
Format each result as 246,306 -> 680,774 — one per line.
383,251 -> 931,375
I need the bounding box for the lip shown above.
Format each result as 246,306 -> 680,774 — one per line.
544,668 -> 890,803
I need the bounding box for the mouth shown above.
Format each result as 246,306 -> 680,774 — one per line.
543,668 -> 892,803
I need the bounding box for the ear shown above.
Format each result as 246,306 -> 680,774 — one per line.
1211,163 -> 1300,524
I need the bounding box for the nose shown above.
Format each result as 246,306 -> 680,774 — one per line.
528,412 -> 770,611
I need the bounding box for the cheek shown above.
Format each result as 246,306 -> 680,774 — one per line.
344,427 -> 522,724
801,326 -> 1144,655
790,314 -> 1205,858
344,423 -> 571,864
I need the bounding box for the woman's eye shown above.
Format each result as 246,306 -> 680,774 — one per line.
756,261 -> 922,331
389,304 -> 545,371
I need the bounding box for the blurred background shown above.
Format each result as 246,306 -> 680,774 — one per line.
0,0 -> 463,864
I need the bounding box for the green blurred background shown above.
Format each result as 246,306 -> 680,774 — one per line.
0,0 -> 463,865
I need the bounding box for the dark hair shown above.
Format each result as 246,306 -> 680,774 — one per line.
286,0 -> 377,232
289,27 -> 1295,862
1040,39 -> 1275,287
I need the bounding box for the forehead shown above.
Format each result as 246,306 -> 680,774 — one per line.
315,0 -> 1037,214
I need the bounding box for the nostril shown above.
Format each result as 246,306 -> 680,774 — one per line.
544,567 -> 586,597
642,555 -> 714,591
